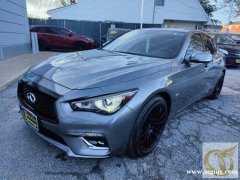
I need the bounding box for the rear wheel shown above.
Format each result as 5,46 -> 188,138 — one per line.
127,96 -> 168,158
208,73 -> 225,100
75,42 -> 87,51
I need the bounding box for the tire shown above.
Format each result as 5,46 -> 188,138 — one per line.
75,42 -> 87,51
207,73 -> 225,100
38,40 -> 47,51
127,96 -> 168,158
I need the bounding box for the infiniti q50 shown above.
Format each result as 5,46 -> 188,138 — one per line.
17,29 -> 225,158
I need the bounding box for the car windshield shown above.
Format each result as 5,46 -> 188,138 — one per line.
230,35 -> 240,41
103,30 -> 186,59
217,36 -> 237,46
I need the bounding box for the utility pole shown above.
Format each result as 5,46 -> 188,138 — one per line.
227,0 -> 234,33
140,0 -> 144,29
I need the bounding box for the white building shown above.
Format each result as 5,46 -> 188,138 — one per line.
0,0 -> 31,60
48,0 -> 212,29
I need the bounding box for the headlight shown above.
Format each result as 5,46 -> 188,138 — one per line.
70,90 -> 137,114
84,37 -> 93,41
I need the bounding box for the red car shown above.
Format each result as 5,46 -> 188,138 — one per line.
30,25 -> 95,51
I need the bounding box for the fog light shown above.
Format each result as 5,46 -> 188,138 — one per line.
83,136 -> 108,147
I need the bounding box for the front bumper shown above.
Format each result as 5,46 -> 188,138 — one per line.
18,81 -> 138,158
225,55 -> 240,66
30,125 -> 110,158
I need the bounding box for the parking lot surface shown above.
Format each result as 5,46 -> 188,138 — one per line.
0,68 -> 239,180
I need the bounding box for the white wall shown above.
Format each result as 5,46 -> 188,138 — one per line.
49,0 -> 155,23
154,0 -> 210,24
163,20 -> 204,30
0,0 -> 31,60
49,0 -> 210,25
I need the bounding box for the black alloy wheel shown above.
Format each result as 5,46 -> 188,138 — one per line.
208,73 -> 225,100
75,42 -> 86,51
127,96 -> 168,158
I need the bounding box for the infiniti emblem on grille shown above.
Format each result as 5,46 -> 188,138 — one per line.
26,93 -> 36,103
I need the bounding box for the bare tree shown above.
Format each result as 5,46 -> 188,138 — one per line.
219,0 -> 240,16
60,0 -> 77,6
27,0 -> 63,18
27,0 -> 77,18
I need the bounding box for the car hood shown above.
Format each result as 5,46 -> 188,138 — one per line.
218,44 -> 240,53
30,50 -> 172,90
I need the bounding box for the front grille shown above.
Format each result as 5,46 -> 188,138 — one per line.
18,81 -> 58,124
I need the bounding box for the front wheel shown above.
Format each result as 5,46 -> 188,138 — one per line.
207,73 -> 225,100
127,96 -> 168,158
74,42 -> 87,51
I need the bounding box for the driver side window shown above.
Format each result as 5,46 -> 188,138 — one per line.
185,34 -> 204,60
56,28 -> 71,36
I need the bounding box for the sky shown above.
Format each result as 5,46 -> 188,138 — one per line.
26,0 -> 240,25
210,0 -> 240,24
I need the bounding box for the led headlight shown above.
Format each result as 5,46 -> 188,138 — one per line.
71,90 -> 137,114
84,37 -> 93,41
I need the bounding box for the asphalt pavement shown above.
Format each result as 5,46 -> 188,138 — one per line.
0,68 -> 239,180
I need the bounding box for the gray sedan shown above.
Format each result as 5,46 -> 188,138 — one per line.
17,29 -> 225,158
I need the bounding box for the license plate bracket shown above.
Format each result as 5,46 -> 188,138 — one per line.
22,107 -> 39,131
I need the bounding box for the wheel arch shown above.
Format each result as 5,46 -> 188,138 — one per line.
74,41 -> 87,50
141,90 -> 172,117
75,41 -> 87,46
222,69 -> 226,75
157,91 -> 172,116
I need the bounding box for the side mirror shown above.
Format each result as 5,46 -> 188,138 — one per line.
219,48 -> 228,55
189,52 -> 212,63
68,32 -> 73,37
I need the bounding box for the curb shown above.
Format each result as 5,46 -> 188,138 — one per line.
0,67 -> 28,92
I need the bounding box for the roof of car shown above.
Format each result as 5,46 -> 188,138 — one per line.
30,25 -> 65,29
109,28 -> 132,31
207,32 -> 235,38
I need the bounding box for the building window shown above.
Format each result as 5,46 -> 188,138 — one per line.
155,0 -> 165,6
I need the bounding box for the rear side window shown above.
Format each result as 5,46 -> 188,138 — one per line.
185,33 -> 204,59
31,27 -> 38,32
37,27 -> 47,33
54,28 -> 71,36
31,27 -> 46,33
32,27 -> 56,34
45,27 -> 56,34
